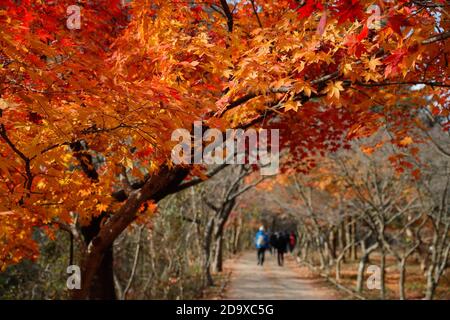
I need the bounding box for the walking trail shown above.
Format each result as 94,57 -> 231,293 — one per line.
224,251 -> 341,300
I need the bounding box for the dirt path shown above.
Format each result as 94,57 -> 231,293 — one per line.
224,251 -> 340,300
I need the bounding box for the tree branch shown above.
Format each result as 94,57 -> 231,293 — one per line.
250,0 -> 262,28
172,163 -> 229,193
220,0 -> 233,32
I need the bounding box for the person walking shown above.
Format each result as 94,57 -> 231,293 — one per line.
288,231 -> 296,253
255,226 -> 269,266
269,232 -> 278,256
276,232 -> 288,266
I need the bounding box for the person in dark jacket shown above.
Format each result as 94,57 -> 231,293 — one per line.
276,232 -> 288,266
269,232 -> 278,255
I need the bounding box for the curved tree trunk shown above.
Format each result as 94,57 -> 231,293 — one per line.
356,255 -> 367,293
212,199 -> 236,273
335,241 -> 354,282
214,233 -> 224,273
90,246 -> 116,299
79,215 -> 116,300
72,165 -> 189,299
356,241 -> 378,293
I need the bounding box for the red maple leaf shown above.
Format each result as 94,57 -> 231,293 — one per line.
384,47 -> 408,78
387,13 -> 413,35
136,147 -> 154,158
333,0 -> 364,24
296,0 -> 324,19
343,34 -> 366,58
357,23 -> 369,42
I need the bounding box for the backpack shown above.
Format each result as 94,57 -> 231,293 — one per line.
256,233 -> 266,247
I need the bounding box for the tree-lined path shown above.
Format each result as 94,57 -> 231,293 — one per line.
225,252 -> 339,300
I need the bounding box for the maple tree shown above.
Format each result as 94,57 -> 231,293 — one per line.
0,0 -> 449,299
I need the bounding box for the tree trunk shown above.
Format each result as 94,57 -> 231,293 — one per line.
380,249 -> 386,299
303,240 -> 310,261
214,233 -> 224,273
76,215 -> 116,300
329,228 -> 337,261
323,237 -> 333,268
425,271 -> 436,300
335,258 -> 342,282
356,241 -> 378,293
424,228 -> 450,300
229,221 -> 237,254
345,217 -> 352,260
338,222 -> 346,263
318,236 -> 326,269
425,255 -> 438,300
233,217 -> 242,254
89,245 -> 116,299
335,241 -> 353,282
351,219 -> 357,260
356,255 -> 367,293
211,198 -> 236,274
399,258 -> 407,300
204,218 -> 215,286
72,165 -> 189,299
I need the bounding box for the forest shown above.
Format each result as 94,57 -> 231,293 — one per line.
0,0 -> 449,300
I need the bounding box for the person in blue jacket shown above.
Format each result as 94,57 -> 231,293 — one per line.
255,226 -> 269,266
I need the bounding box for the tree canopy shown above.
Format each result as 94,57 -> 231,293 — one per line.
0,0 -> 449,297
